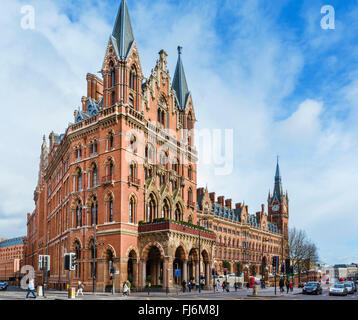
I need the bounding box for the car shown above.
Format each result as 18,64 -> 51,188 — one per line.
302,282 -> 323,295
329,283 -> 348,296
347,281 -> 357,292
0,282 -> 8,291
343,282 -> 354,294
298,282 -> 306,288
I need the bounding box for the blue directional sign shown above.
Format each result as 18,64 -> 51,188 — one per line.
175,269 -> 181,277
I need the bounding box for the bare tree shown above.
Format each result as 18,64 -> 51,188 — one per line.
288,227 -> 319,282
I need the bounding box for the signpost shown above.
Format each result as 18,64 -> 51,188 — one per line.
175,268 -> 181,295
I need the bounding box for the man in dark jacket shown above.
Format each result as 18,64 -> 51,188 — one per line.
279,278 -> 285,296
182,280 -> 186,293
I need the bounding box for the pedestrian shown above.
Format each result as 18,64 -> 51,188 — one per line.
279,278 -> 284,296
286,279 -> 289,294
216,280 -> 220,292
123,282 -> 128,296
76,281 -> 84,296
26,278 -> 36,299
290,281 -> 293,292
234,282 -> 238,292
188,280 -> 192,292
182,280 -> 186,293
222,281 -> 226,292
127,281 -> 131,296
195,281 -> 199,291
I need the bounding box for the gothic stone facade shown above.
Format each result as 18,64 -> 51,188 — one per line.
25,0 -> 288,292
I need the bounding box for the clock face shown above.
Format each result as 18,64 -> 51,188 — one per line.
272,205 -> 279,212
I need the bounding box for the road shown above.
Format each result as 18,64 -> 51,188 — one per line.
1,284 -> 357,300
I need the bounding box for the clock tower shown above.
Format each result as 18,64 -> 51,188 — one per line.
268,158 -> 289,241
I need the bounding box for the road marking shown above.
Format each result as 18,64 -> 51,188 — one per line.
146,297 -> 150,300
168,296 -> 178,300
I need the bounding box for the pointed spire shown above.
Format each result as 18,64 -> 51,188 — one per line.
272,156 -> 283,203
112,0 -> 135,60
172,46 -> 190,111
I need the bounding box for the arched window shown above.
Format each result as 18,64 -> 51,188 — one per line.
188,166 -> 192,180
147,194 -> 156,222
91,164 -> 98,187
129,197 -> 136,223
108,132 -> 114,150
110,61 -> 115,87
108,196 -> 114,222
162,199 -> 170,219
188,188 -> 193,206
174,203 -> 182,221
76,168 -> 82,192
129,65 -> 136,91
129,162 -> 137,183
91,197 -> 98,225
76,202 -> 82,228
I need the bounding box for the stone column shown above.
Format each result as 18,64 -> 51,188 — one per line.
156,262 -> 161,285
205,262 -> 210,289
163,257 -> 173,292
183,259 -> 188,283
195,261 -> 199,283
142,260 -> 146,289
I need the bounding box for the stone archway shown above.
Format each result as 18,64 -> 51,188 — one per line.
188,248 -> 198,282
127,249 -> 138,288
201,250 -> 210,288
173,246 -> 186,285
143,245 -> 163,288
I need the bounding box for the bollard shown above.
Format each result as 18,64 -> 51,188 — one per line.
37,286 -> 43,297
253,285 -> 257,296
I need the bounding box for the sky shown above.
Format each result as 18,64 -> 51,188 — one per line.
0,0 -> 358,265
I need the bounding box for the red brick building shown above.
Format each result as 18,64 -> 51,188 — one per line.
0,237 -> 25,283
25,0 -> 288,292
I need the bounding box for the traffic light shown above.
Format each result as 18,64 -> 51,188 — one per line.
109,261 -> 115,274
70,253 -> 76,271
64,254 -> 70,270
272,256 -> 279,274
212,268 -> 215,276
289,265 -> 294,275
285,259 -> 290,274
280,264 -> 285,274
38,255 -> 43,271
223,268 -> 227,276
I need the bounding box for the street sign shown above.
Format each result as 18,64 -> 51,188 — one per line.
38,255 -> 50,271
175,269 -> 181,277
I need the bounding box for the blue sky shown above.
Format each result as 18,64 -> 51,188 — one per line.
1,0 -> 358,265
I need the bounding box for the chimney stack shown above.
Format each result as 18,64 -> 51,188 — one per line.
218,196 -> 225,207
225,199 -> 232,210
235,203 -> 242,209
209,192 -> 216,203
197,188 -> 205,196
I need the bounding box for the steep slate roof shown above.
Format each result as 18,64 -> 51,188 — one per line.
0,237 -> 24,248
172,46 -> 191,111
111,0 -> 135,60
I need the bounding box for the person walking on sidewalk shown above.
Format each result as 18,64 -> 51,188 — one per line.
285,279 -> 290,294
279,278 -> 284,296
182,280 -> 186,293
216,280 -> 220,292
76,281 -> 84,296
26,278 -> 36,299
123,282 -> 128,296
